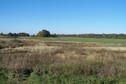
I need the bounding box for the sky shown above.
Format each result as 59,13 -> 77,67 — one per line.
0,0 -> 126,34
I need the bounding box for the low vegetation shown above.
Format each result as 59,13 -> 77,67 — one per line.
27,37 -> 126,44
0,37 -> 126,84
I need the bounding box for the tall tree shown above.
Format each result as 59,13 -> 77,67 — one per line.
42,29 -> 50,37
37,29 -> 50,37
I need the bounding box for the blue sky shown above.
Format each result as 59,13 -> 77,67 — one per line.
0,0 -> 126,34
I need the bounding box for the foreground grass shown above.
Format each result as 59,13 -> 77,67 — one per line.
1,38 -> 126,83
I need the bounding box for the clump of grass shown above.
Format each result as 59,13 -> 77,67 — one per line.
0,40 -> 6,49
0,38 -> 38,49
0,39 -> 24,49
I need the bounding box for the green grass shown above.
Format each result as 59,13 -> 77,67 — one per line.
26,37 -> 126,44
1,36 -> 126,44
24,73 -> 120,84
1,68 -> 126,84
0,67 -> 15,84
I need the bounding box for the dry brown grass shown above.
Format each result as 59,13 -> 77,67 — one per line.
1,40 -> 126,83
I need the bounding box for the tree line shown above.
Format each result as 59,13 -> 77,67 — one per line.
0,32 -> 30,37
1,30 -> 126,39
57,34 -> 126,39
0,30 -> 56,37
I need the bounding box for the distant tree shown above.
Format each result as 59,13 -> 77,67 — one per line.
51,33 -> 57,37
37,29 -> 50,37
8,32 -> 13,36
36,31 -> 43,37
42,29 -> 50,37
17,32 -> 29,36
0,33 -> 3,36
13,33 -> 18,37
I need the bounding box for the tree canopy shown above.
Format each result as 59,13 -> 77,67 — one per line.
37,29 -> 50,37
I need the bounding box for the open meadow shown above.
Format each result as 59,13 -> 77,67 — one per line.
0,37 -> 126,84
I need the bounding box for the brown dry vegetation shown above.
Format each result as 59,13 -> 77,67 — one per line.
0,38 -> 126,83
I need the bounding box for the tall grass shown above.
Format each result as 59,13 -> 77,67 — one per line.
0,39 -> 126,83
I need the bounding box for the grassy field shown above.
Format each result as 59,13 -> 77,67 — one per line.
26,37 -> 126,44
0,37 -> 126,84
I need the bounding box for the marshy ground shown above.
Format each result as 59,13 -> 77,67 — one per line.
0,37 -> 126,84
